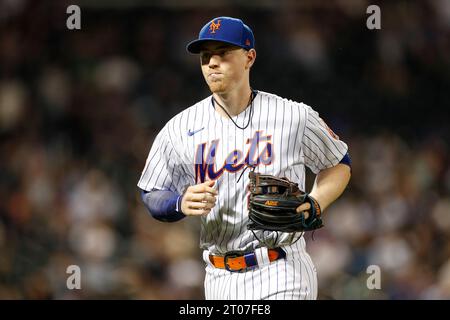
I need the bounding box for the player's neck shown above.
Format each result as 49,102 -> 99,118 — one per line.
213,86 -> 252,117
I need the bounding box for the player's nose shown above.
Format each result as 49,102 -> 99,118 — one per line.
208,54 -> 220,68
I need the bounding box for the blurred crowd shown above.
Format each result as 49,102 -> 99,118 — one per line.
0,0 -> 449,299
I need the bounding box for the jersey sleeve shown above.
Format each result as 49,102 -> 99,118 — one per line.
137,125 -> 182,193
301,106 -> 348,174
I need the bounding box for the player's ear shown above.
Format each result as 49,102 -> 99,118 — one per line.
245,49 -> 256,69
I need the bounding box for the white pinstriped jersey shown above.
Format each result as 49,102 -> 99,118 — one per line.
138,90 -> 348,255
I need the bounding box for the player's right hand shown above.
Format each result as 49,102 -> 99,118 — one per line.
181,180 -> 218,216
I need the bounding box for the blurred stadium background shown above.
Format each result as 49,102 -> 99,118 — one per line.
0,0 -> 449,299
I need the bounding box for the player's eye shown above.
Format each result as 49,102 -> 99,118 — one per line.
200,52 -> 212,65
200,50 -> 228,65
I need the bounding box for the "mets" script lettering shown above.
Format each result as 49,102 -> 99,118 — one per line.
195,131 -> 273,183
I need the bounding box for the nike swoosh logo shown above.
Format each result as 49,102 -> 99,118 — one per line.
187,127 -> 205,136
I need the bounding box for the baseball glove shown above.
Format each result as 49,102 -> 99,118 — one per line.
247,171 -> 323,233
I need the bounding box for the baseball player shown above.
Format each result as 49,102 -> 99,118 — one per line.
138,16 -> 351,300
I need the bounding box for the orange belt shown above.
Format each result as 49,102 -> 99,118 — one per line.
209,248 -> 286,272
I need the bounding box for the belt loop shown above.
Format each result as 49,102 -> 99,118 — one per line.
203,250 -> 213,267
276,247 -> 287,259
254,247 -> 270,266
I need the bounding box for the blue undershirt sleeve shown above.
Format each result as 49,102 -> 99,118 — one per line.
139,188 -> 185,223
339,152 -> 352,168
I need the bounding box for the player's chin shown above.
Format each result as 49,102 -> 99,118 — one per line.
208,83 -> 227,94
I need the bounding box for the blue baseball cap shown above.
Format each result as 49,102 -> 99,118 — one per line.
186,17 -> 255,54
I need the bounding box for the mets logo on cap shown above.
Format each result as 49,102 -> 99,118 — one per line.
209,19 -> 221,34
